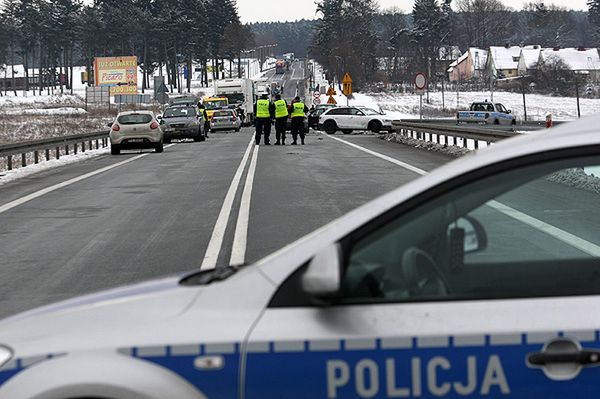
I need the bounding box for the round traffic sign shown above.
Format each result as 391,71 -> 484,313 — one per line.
414,72 -> 427,90
313,97 -> 321,105
313,91 -> 321,98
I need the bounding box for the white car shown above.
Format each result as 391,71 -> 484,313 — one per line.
109,111 -> 164,155
3,116 -> 600,398
318,106 -> 394,134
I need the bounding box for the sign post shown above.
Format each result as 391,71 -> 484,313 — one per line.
342,73 -> 353,106
414,72 -> 427,120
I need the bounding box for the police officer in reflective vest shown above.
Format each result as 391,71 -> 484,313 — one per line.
273,94 -> 288,145
198,104 -> 209,138
290,96 -> 308,145
253,93 -> 275,145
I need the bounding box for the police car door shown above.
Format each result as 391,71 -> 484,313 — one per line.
244,149 -> 600,398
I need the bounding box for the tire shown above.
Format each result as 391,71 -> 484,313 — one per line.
324,120 -> 337,135
235,127 -> 240,132
164,137 -> 172,144
111,144 -> 120,155
342,129 -> 352,134
368,120 -> 382,133
493,119 -> 500,125
155,141 -> 164,153
511,119 -> 516,125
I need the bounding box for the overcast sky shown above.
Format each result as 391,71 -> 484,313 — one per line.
237,0 -> 589,23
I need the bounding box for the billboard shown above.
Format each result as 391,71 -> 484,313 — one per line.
94,56 -> 138,95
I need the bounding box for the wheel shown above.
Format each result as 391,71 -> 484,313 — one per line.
235,127 -> 240,132
368,120 -> 382,133
164,137 -> 172,144
511,119 -> 516,125
342,129 -> 353,134
493,119 -> 500,125
155,141 -> 164,153
111,144 -> 120,155
323,120 -> 337,134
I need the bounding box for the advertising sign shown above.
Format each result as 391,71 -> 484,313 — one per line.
94,56 -> 138,95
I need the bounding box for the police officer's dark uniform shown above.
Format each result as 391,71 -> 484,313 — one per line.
273,94 -> 288,145
290,96 -> 308,145
199,104 -> 210,138
253,94 -> 275,145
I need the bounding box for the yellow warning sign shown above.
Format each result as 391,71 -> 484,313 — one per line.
327,95 -> 337,104
326,86 -> 337,96
342,73 -> 352,96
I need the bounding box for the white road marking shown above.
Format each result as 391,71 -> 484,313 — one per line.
328,134 -> 600,256
0,145 -> 176,215
201,138 -> 254,270
229,145 -> 259,266
488,200 -> 600,256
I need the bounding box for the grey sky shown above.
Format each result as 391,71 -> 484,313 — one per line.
237,0 -> 589,23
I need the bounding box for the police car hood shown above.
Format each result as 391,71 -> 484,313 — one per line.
163,116 -> 196,124
0,266 -> 272,358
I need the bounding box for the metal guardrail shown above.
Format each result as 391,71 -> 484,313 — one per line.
390,121 -> 521,149
0,131 -> 109,171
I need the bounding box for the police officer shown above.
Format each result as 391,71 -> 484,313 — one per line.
253,93 -> 275,145
273,94 -> 288,145
199,104 -> 210,138
290,96 -> 308,145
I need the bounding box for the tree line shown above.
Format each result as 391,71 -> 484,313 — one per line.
0,0 -> 255,95
311,0 -> 600,88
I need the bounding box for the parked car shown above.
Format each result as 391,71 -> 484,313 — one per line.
308,104 -> 337,129
457,101 -> 516,125
318,106 -> 394,134
210,109 -> 242,132
168,96 -> 200,107
3,117 -> 600,397
108,111 -> 163,155
159,105 -> 205,143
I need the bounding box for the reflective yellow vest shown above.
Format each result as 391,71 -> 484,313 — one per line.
291,102 -> 305,118
274,99 -> 288,118
256,99 -> 271,118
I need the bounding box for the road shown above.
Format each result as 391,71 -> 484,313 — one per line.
261,60 -> 306,101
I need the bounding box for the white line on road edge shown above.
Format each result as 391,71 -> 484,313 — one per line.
488,200 -> 600,256
327,134 -> 600,257
229,145 -> 259,266
0,146 -> 176,215
325,134 -> 428,176
201,138 -> 254,271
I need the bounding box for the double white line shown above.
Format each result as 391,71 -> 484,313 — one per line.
200,139 -> 259,270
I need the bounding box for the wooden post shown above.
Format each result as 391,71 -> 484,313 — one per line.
7,155 -> 12,170
22,153 -> 26,167
65,145 -> 69,155
45,149 -> 50,160
56,147 -> 60,159
34,151 -> 39,164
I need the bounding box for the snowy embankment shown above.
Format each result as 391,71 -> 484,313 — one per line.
365,91 -> 600,121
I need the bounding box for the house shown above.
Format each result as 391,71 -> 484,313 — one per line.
538,48 -> 600,81
447,48 -> 488,82
517,46 -> 542,76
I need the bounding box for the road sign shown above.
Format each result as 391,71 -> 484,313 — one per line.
156,92 -> 169,104
342,73 -> 353,96
312,90 -> 321,106
414,72 -> 427,95
327,95 -> 337,105
326,86 -> 336,96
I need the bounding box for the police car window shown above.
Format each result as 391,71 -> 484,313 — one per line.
342,155 -> 600,303
496,104 -> 507,113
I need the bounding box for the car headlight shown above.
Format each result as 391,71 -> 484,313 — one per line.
0,345 -> 13,368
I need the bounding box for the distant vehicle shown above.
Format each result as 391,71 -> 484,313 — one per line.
275,59 -> 287,74
159,105 -> 205,143
308,104 -> 337,129
202,97 -> 229,121
109,111 -> 163,155
318,106 -> 393,134
210,109 -> 242,132
283,53 -> 295,63
168,96 -> 199,107
214,79 -> 254,124
457,101 -> 516,125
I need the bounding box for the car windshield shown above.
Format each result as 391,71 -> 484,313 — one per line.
3,0 -> 600,394
163,107 -> 196,118
117,114 -> 152,124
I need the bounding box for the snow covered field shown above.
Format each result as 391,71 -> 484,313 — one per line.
366,90 -> 600,121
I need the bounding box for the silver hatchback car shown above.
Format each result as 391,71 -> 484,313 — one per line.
109,111 -> 163,155
210,109 -> 242,132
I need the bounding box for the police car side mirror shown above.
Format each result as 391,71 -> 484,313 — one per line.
301,243 -> 342,297
507,110 -> 512,114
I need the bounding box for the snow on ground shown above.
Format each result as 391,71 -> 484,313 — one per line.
3,107 -> 87,115
0,145 -> 110,186
367,90 -> 600,121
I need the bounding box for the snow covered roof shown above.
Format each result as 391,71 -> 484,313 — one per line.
540,48 -> 600,71
488,46 -> 523,70
519,47 -> 541,69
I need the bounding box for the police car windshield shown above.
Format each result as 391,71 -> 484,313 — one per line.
205,100 -> 228,109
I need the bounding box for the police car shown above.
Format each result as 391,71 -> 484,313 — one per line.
3,116 -> 600,398
457,101 -> 516,125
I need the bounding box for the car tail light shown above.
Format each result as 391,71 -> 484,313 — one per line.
231,117 -> 236,122
112,124 -> 120,132
150,122 -> 159,129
